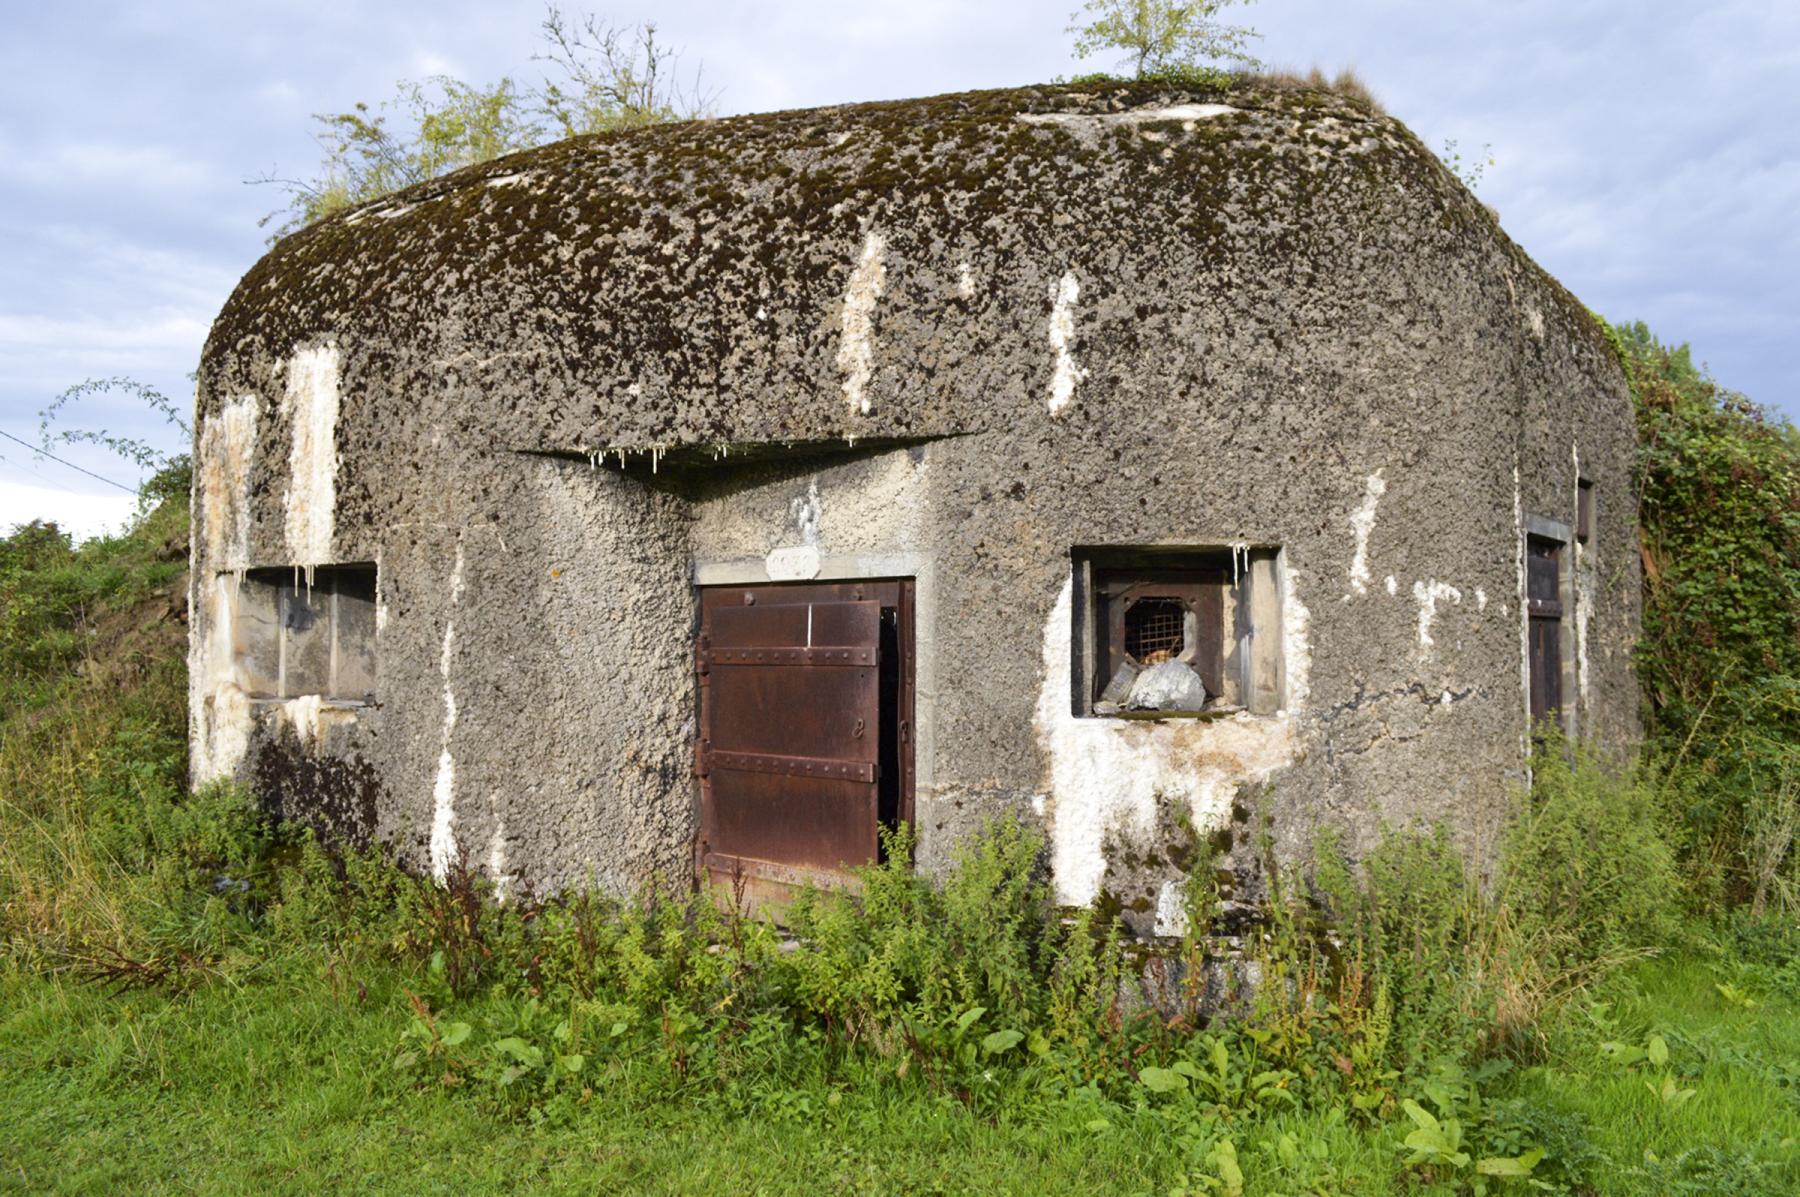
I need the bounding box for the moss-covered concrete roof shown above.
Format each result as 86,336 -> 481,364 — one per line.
202,79 -> 1592,452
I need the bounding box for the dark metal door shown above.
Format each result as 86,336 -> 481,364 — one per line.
696,581 -> 913,899
1526,538 -> 1563,727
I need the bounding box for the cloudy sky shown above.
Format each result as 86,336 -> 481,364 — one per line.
3,0 -> 1795,537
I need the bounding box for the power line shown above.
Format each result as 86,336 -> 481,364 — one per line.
0,452 -> 87,496
0,447 -> 59,487
0,428 -> 136,494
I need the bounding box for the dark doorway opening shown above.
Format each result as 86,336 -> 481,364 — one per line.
876,606 -> 903,859
1526,536 -> 1564,730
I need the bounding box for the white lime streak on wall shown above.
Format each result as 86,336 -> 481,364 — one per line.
1153,880 -> 1186,937
1018,104 -> 1239,129
375,550 -> 389,633
1575,561 -> 1594,709
283,695 -> 325,748
1572,444 -> 1592,708
1280,561 -> 1313,711
282,346 -> 341,575
836,232 -> 886,415
198,395 -> 258,570
1033,576 -> 1309,907
1514,464 -> 1531,743
429,540 -> 467,881
1047,272 -> 1085,415
1345,470 -> 1386,597
196,682 -> 251,784
191,393 -> 261,785
275,693 -> 355,749
1413,580 -> 1463,652
486,816 -> 513,901
791,479 -> 822,546
765,479 -> 827,580
696,444 -> 930,571
192,573 -> 251,784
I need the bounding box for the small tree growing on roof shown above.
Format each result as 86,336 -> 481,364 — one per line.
1067,0 -> 1263,79
252,5 -> 717,239
534,9 -> 714,138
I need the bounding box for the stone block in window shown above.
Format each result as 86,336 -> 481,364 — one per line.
231,564 -> 378,702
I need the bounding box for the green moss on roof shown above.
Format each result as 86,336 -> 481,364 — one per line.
210,81 -> 1380,338
199,79 -> 1605,450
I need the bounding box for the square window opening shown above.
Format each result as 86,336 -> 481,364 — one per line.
230,563 -> 377,703
1071,546 -> 1286,719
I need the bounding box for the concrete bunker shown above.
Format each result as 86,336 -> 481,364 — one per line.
188,79 -> 1640,929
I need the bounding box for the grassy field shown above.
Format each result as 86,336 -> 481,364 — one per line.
3,948 -> 1796,1195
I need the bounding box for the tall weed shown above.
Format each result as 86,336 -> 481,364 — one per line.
1314,738 -> 1682,1069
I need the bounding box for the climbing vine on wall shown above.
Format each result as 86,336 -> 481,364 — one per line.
1608,318 -> 1800,911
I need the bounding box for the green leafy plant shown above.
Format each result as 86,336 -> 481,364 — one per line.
393,989 -> 474,1087
1439,138 -> 1495,192
1596,1031 -> 1699,1110
1607,319 -> 1800,914
1395,1067 -> 1547,1193
254,5 -> 718,237
1715,980 -> 1761,1011
1067,0 -> 1262,78
1168,1135 -> 1245,1196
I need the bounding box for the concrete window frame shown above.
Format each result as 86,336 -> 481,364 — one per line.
229,563 -> 378,705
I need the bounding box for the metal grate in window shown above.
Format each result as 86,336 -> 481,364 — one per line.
1124,597 -> 1186,664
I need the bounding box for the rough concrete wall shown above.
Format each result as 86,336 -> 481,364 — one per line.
185,331 -> 706,893
433,459 -> 697,894
191,79 -> 1638,911
1513,284 -> 1642,764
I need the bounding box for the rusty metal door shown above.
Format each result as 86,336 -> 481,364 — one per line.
696,580 -> 913,900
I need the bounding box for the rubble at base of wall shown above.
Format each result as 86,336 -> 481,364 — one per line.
1124,931 -> 1355,1023
1127,937 -> 1266,1021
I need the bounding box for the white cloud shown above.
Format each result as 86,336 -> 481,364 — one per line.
1247,0 -> 1800,410
21,143 -> 210,191
22,222 -> 239,310
411,50 -> 461,78
256,79 -> 302,105
0,476 -> 140,542
0,310 -> 211,375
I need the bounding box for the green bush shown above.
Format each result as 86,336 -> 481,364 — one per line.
1316,823 -> 1484,1066
1610,319 -> 1800,911
1311,739 -> 1683,1071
